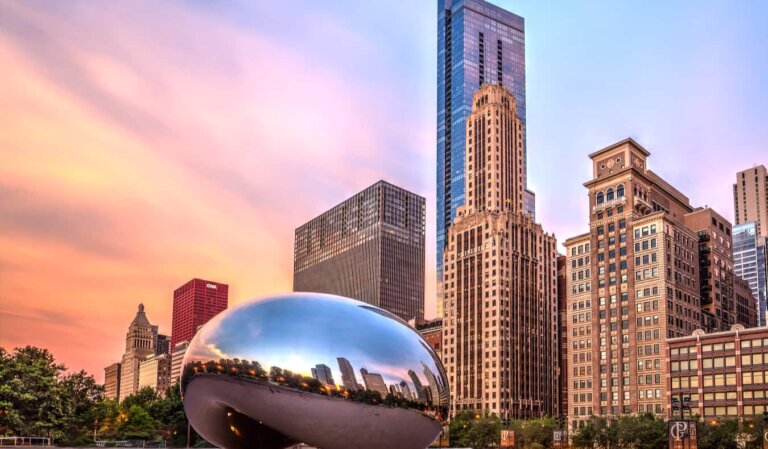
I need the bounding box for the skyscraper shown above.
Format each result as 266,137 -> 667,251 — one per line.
360,368 -> 389,398
682,208 -> 735,332
437,0 -> 532,316
293,180 -> 425,321
733,165 -> 768,238
103,362 -> 121,400
442,85 -> 559,419
171,278 -> 228,349
119,303 -> 156,402
312,364 -> 335,386
155,333 -> 170,356
563,138 -> 736,426
337,357 -> 361,391
733,222 -> 768,325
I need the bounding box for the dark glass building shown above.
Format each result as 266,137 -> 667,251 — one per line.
293,180 -> 425,321
437,0 -> 531,301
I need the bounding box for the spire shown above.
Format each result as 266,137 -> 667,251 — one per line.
131,303 -> 151,326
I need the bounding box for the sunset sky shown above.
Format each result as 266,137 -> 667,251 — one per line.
1,0 -> 767,381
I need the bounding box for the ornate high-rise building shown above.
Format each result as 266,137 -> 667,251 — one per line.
563,138 -> 744,427
437,0 -> 533,319
442,84 -> 559,420
119,303 -> 156,402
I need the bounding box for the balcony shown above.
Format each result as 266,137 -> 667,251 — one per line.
593,196 -> 627,213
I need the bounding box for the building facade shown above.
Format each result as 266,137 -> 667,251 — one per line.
734,276 -> 759,328
293,180 -> 425,322
733,165 -> 768,239
683,208 -> 735,332
437,0 -> 533,317
104,362 -> 121,400
155,334 -> 170,356
733,222 -> 768,326
171,278 -> 228,349
443,85 -> 559,420
668,325 -> 768,420
138,353 -> 172,396
170,340 -> 189,386
119,304 -> 157,402
557,255 -> 569,419
416,318 -> 443,355
564,139 -> 711,428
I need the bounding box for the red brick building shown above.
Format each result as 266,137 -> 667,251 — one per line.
171,278 -> 228,349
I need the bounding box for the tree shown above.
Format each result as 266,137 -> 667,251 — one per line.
149,384 -> 188,446
58,370 -> 105,445
449,411 -> 500,449
0,346 -> 68,439
121,387 -> 158,411
508,417 -> 557,448
118,406 -> 157,440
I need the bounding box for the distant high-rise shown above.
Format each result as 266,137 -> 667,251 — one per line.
312,364 -> 335,386
104,362 -> 121,400
171,278 -> 228,349
437,0 -> 532,317
138,353 -> 172,397
683,208 -> 735,332
733,222 -> 768,325
337,357 -> 361,391
360,368 -> 389,398
119,304 -> 156,401
442,85 -> 559,419
155,334 -> 170,356
170,341 -> 189,386
733,165 -> 768,238
293,180 -> 425,321
734,275 -> 759,328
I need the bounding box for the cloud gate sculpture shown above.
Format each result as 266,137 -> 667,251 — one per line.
181,293 -> 448,449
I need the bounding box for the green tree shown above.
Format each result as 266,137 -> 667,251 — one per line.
508,417 -> 557,448
121,387 -> 158,411
449,411 -> 500,449
149,384 -> 189,446
118,406 -> 157,440
0,346 -> 68,439
58,370 -> 105,445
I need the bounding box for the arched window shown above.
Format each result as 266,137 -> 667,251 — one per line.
616,184 -> 625,198
606,188 -> 615,201
596,192 -> 604,204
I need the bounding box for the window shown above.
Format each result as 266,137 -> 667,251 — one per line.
617,184 -> 625,198
606,188 -> 615,201
597,192 -> 604,204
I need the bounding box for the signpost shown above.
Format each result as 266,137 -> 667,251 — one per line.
668,420 -> 698,449
553,429 -> 567,448
500,429 -> 514,448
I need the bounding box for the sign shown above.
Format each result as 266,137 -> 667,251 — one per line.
669,420 -> 698,449
500,429 -> 514,448
206,283 -> 218,289
553,430 -> 567,448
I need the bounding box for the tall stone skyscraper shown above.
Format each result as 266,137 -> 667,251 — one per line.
119,304 -> 156,402
733,165 -> 768,238
443,85 -> 559,419
293,180 -> 425,321
437,0 -> 534,317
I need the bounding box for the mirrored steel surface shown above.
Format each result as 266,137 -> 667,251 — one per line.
181,293 -> 448,449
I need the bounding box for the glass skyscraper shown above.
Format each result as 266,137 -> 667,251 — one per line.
437,0 -> 531,302
733,222 -> 768,326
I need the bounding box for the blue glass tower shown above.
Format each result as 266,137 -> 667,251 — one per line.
437,0 -> 530,303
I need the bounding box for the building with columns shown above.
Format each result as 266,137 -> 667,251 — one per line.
442,84 -> 559,420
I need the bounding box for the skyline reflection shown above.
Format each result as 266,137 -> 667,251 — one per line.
182,292 -> 448,417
